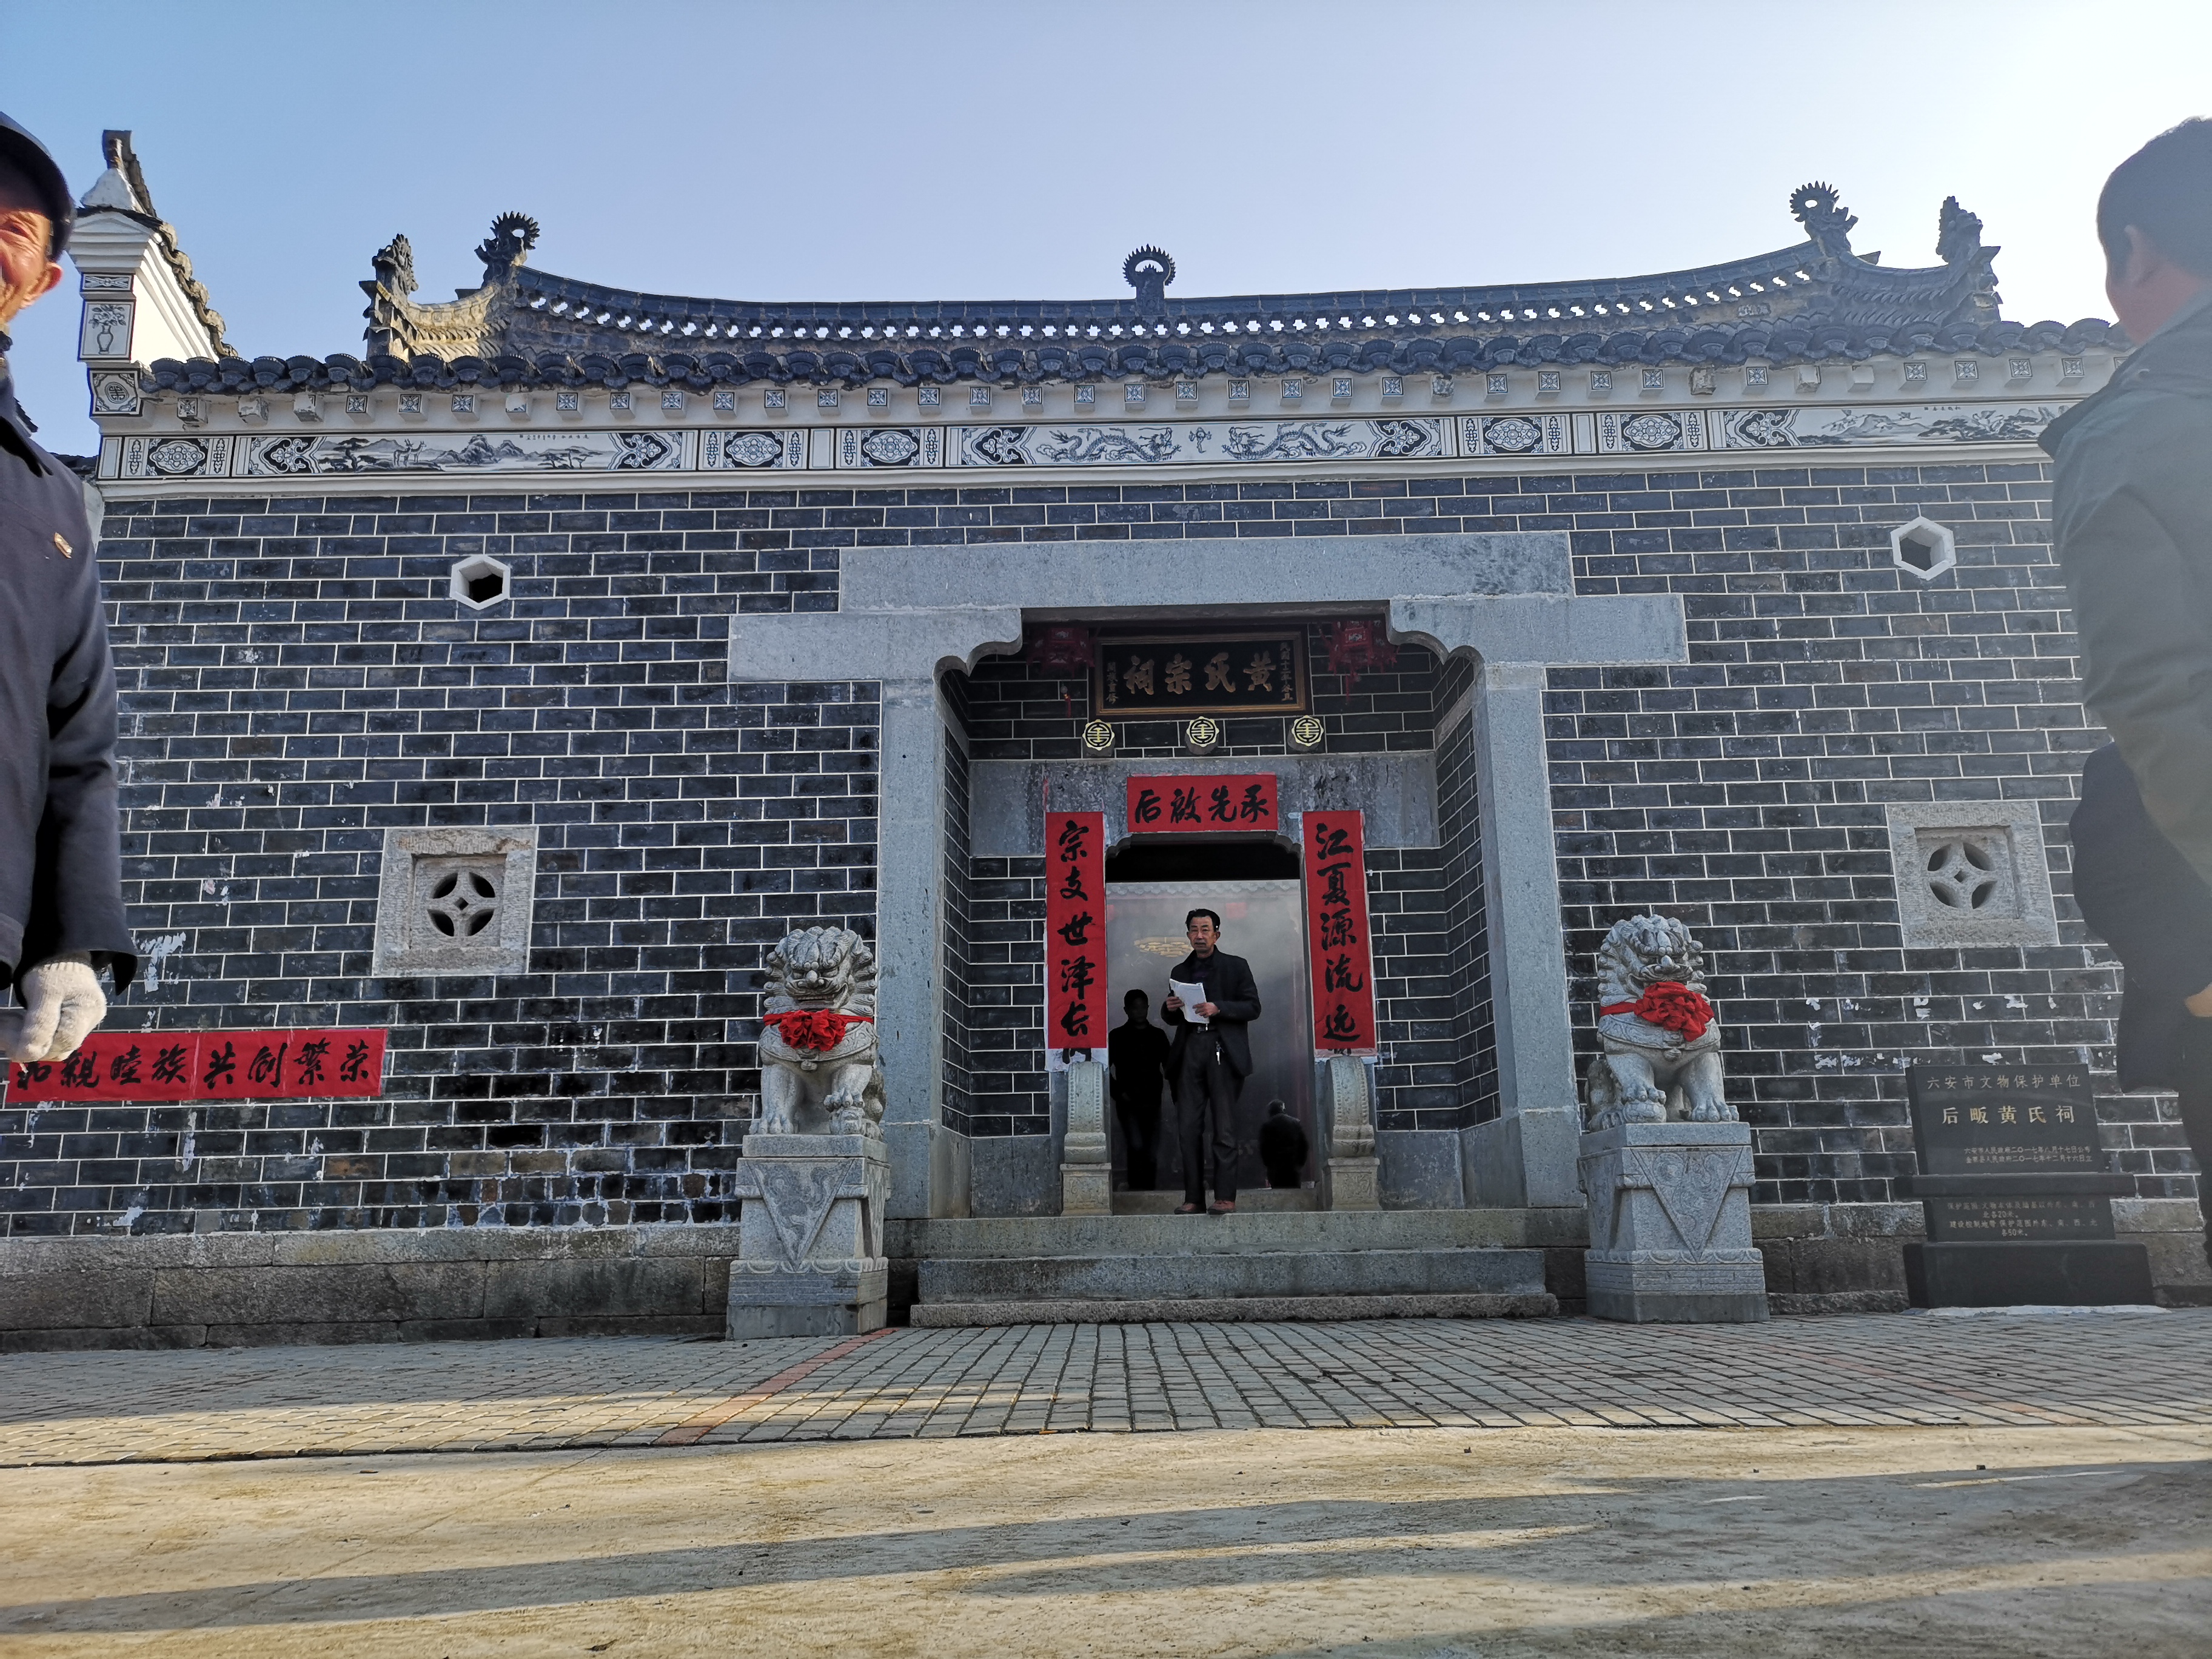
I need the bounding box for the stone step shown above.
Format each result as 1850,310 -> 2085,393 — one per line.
1110,1189 -> 1318,1215
917,1245 -> 1551,1307
912,1292 -> 1553,1327
890,1207 -> 1585,1261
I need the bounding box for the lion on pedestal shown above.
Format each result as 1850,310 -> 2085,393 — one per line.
756,927 -> 886,1137
1583,913 -> 1734,1131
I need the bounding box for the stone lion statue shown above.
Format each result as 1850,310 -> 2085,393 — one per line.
756,927 -> 886,1137
1583,913 -> 1734,1131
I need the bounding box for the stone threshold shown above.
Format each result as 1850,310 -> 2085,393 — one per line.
911,1293 -> 1558,1327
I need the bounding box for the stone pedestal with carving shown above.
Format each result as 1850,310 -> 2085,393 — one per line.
1319,1055 -> 1381,1212
1579,1122 -> 1768,1322
1059,1061 -> 1111,1216
727,1133 -> 890,1339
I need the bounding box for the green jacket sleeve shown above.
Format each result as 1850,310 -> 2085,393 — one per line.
2054,393 -> 2212,889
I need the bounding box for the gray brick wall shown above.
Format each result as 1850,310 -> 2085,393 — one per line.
3,460 -> 2193,1233
2,490 -> 878,1236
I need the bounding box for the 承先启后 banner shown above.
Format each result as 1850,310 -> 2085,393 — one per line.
1124,774 -> 1279,835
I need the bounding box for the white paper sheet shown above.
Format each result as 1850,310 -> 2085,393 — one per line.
1168,977 -> 1210,1027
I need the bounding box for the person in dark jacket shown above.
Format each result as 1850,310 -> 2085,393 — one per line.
0,113 -> 136,1062
2046,118 -> 2212,1252
1162,908 -> 1261,1214
1259,1100 -> 1309,1190
1107,988 -> 1169,1191
2045,119 -> 2212,881
2071,746 -> 2212,1254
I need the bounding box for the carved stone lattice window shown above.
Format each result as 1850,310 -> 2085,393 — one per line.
1923,835 -> 2006,912
418,858 -> 502,942
1884,804 -> 2057,949
373,827 -> 538,976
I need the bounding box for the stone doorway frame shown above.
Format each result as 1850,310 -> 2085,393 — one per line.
731,532 -> 1687,1219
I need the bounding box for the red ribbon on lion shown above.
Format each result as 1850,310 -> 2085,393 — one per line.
1599,981 -> 1715,1042
761,1010 -> 872,1051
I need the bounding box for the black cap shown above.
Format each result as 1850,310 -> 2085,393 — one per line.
0,110 -> 73,258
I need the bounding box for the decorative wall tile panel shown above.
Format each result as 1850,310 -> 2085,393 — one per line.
89,371 -> 141,418
1463,413 -> 1569,457
1716,402 -> 2060,449
702,429 -> 805,471
951,418 -> 1443,469
1594,407 -> 1709,454
112,432 -> 233,481
836,426 -> 943,469
78,298 -> 134,361
243,428 -> 688,477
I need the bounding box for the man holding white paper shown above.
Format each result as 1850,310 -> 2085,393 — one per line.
1162,908 -> 1262,1215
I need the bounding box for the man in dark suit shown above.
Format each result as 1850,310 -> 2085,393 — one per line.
1107,988 -> 1169,1190
1162,908 -> 1262,1215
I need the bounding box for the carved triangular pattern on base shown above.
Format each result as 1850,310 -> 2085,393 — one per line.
733,1160 -> 872,1270
1621,1144 -> 1751,1254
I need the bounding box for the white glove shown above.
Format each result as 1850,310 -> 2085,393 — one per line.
9,953 -> 107,1064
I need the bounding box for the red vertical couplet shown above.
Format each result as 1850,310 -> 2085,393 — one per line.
1044,811 -> 1108,1066
1304,810 -> 1378,1053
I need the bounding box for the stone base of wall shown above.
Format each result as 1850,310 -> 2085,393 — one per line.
0,1224 -> 740,1352
1752,1199 -> 2210,1315
4,1201 -> 2202,1351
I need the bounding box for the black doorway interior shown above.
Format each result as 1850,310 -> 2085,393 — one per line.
1105,837 -> 1299,883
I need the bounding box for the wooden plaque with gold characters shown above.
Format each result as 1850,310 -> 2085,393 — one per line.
1092,632 -> 1307,720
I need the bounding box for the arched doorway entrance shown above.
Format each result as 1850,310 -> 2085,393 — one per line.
1102,836 -> 1315,1201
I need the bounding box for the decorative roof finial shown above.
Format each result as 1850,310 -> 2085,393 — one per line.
1936,196 -> 1986,266
371,233 -> 417,298
1788,181 -> 1858,257
475,212 -> 540,280
1123,245 -> 1175,317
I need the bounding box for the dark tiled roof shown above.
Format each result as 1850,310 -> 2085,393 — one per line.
141,315 -> 2126,400
144,185 -> 2122,394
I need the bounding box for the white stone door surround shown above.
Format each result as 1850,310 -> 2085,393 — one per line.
730,532 -> 1687,1218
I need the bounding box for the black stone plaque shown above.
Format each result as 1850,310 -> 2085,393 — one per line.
1902,1064 -> 2150,1306
1905,1064 -> 2102,1176
1093,632 -> 1307,720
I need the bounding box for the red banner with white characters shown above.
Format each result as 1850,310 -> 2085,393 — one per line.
6,1028 -> 388,1103
1045,812 -> 1108,1067
1124,774 -> 1280,836
1304,810 -> 1378,1053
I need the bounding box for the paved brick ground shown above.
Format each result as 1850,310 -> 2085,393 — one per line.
2,1309 -> 2205,1467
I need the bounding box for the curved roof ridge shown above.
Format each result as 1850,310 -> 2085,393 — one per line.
506,238 -> 1845,326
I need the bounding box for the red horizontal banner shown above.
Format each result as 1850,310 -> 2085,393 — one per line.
6,1028 -> 388,1104
1125,774 -> 1279,834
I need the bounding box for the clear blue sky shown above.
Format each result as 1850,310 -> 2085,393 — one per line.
7,0 -> 2210,454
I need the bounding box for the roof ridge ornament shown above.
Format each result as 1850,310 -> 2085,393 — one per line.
1123,246 -> 1175,317
371,233 -> 416,298
1789,181 -> 1857,258
475,212 -> 540,280
1937,195 -> 1989,267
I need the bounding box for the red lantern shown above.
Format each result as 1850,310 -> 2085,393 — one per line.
1321,619 -> 1398,688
